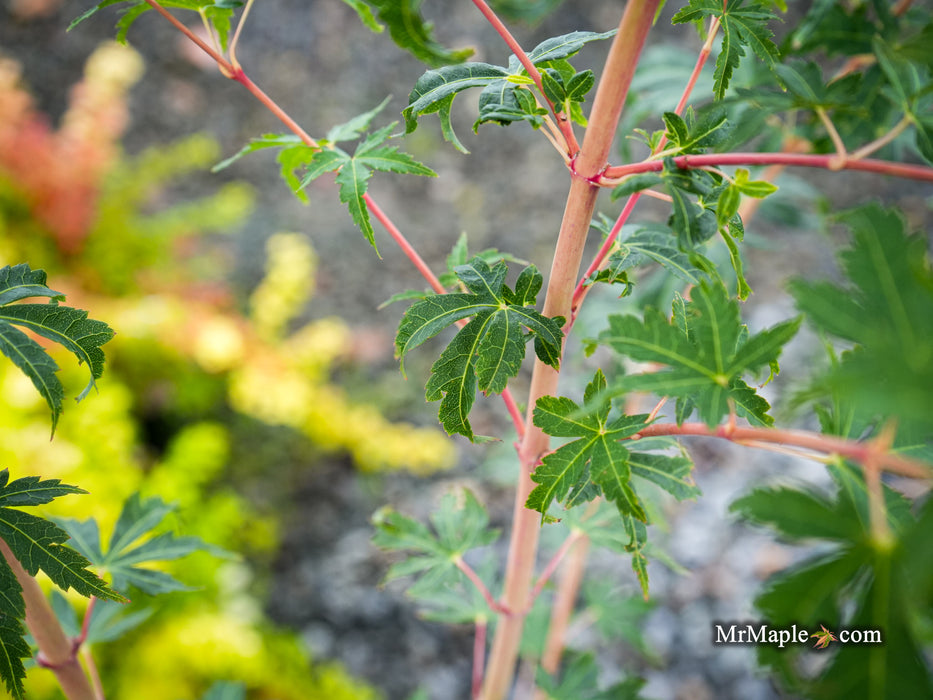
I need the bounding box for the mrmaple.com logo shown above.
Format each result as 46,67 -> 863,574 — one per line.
712,622 -> 884,649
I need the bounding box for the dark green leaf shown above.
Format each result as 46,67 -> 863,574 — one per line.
789,204 -> 933,429
363,0 -> 473,68
526,30 -> 616,63
600,281 -> 800,426
673,0 -> 780,100
396,258 -> 562,440
527,371 -> 649,518
628,452 -> 699,501
0,304 -> 113,402
0,265 -> 64,306
0,615 -> 28,700
606,225 -> 703,285
405,63 -> 510,132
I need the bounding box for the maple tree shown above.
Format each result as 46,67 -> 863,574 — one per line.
1,0 -> 931,698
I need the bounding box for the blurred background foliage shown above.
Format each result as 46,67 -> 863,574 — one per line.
0,38 -> 455,699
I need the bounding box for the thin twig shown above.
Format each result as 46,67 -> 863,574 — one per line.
816,107 -> 849,169
601,152 -> 933,183
850,115 -> 913,160
228,0 -> 255,71
455,556 -> 512,616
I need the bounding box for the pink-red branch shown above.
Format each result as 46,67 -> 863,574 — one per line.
603,152 -> 933,183
632,422 -> 931,479
455,556 -> 512,616
569,191 -> 642,328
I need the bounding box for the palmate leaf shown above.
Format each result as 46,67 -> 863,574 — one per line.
212,134 -> 317,202
528,370 -> 699,525
732,472 -> 933,697
70,0 -> 242,47
0,468 -> 125,698
372,489 -> 498,599
55,494 -> 218,596
672,0 -> 780,100
599,280 -> 800,426
0,265 -> 114,435
404,31 -> 614,151
396,257 -> 563,441
789,204 -> 933,430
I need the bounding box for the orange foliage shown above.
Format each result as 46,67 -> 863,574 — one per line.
0,44 -> 143,253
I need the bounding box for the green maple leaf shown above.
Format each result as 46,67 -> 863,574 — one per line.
404,31 -> 614,151
599,281 -> 799,427
395,257 -> 564,441
54,493 -> 220,596
732,465 -> 933,697
528,369 -> 699,524
0,265 -> 114,435
0,469 -> 126,699
371,489 -> 499,620
301,119 -> 436,256
672,0 -> 780,100
216,101 -> 436,254
789,204 -> 933,431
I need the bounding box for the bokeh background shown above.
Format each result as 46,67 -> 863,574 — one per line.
1,1 -> 930,699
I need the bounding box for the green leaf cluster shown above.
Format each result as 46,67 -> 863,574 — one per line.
371,488 -> 499,622
0,469 -> 125,699
598,280 -> 800,426
70,0 -> 242,47
403,31 -> 614,152
672,0 -> 780,100
527,371 -> 698,594
215,100 -> 435,255
730,6 -> 933,163
789,204 -> 933,433
0,265 -> 114,434
732,465 -> 933,698
395,257 -> 564,441
612,109 -> 778,299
